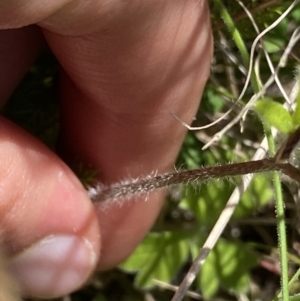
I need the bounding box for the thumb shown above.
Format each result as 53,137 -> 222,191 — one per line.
0,118 -> 100,298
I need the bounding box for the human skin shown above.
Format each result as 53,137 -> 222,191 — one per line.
0,0 -> 212,298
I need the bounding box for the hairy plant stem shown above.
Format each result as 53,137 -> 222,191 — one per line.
89,127 -> 300,203
89,158 -> 274,202
265,124 -> 289,301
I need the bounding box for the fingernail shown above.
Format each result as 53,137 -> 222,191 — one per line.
8,235 -> 97,298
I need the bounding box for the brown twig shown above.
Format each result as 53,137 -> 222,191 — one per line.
89,127 -> 300,203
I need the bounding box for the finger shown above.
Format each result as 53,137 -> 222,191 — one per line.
0,118 -> 100,298
0,0 -> 71,29
42,0 -> 212,269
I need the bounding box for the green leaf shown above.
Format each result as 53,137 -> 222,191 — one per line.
233,175 -> 273,219
263,37 -> 285,53
290,293 -> 300,301
255,99 -> 294,133
292,66 -> 300,127
178,133 -> 204,169
202,87 -> 225,114
195,244 -> 220,298
180,174 -> 272,226
180,181 -> 232,227
292,5 -> 300,23
120,232 -> 189,289
198,239 -> 257,298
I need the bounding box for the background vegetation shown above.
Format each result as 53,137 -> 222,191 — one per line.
6,1 -> 300,300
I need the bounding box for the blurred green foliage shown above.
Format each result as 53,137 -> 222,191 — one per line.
4,50 -> 59,149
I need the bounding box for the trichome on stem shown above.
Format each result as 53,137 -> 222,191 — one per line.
88,127 -> 300,203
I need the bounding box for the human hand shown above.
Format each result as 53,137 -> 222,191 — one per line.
0,0 -> 212,298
